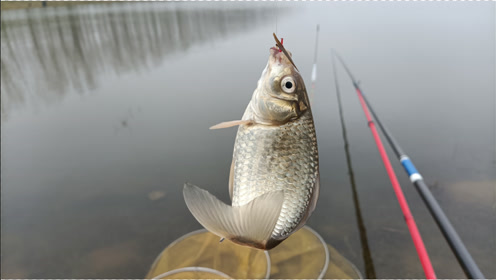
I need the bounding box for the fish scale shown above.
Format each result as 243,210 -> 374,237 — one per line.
231,110 -> 319,239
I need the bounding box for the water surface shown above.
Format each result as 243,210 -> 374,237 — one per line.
1,2 -> 495,278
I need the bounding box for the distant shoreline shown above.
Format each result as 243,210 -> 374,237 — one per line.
1,1 -> 100,11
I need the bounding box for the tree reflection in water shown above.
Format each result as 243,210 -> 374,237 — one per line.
1,3 -> 280,121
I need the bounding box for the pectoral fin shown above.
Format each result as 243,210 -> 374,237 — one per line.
209,120 -> 253,130
183,183 -> 284,249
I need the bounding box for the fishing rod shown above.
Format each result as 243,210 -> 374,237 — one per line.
331,51 -> 437,279
334,52 -> 486,280
310,24 -> 320,104
311,24 -> 320,84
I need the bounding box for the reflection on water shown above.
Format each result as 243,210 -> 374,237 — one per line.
0,3 -> 278,120
1,2 -> 494,279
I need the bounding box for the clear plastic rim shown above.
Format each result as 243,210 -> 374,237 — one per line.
147,228 -> 271,279
147,229 -> 208,274
266,226 -> 330,280
306,226 -> 364,279
343,255 -> 364,279
304,226 -> 330,279
152,266 -> 232,279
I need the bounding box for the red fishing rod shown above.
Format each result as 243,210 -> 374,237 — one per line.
331,51 -> 437,279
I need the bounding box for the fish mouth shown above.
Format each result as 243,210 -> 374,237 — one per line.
272,33 -> 298,71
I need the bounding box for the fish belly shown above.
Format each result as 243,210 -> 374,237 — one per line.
231,111 -> 319,239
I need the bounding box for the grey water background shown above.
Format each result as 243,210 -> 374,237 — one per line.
1,2 -> 495,278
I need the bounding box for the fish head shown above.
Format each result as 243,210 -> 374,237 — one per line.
248,35 -> 309,125
266,46 -> 303,101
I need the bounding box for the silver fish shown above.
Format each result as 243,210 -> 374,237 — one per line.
183,34 -> 319,250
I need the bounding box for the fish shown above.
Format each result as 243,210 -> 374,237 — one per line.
183,34 -> 319,250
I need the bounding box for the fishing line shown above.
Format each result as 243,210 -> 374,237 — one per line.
332,50 -> 437,279
275,1 -> 278,35
334,52 -> 486,280
331,53 -> 377,279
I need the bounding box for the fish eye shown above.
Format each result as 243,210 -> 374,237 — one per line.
281,77 -> 296,94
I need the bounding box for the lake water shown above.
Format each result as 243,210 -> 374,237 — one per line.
1,2 -> 495,278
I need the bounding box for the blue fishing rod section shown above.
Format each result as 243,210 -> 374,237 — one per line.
334,51 -> 486,280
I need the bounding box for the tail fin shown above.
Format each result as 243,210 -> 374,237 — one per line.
183,183 -> 284,249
